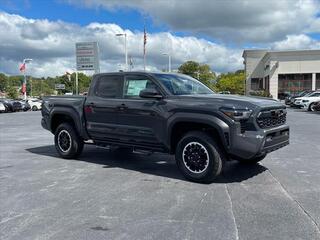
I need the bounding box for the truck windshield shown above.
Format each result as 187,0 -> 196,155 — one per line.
154,73 -> 214,95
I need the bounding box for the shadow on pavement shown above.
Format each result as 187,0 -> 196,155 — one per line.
26,145 -> 267,184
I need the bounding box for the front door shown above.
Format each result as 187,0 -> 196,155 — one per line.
116,74 -> 167,150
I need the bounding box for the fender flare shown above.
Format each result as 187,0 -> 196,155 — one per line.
49,107 -> 89,139
166,112 -> 230,151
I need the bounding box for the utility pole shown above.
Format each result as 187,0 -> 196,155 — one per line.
116,33 -> 128,71
162,53 -> 171,72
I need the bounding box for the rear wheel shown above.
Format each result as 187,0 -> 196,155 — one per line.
175,131 -> 224,183
32,105 -> 38,111
54,123 -> 84,159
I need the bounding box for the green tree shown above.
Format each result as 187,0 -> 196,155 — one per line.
0,73 -> 8,92
178,61 -> 216,89
215,70 -> 245,94
7,86 -> 18,99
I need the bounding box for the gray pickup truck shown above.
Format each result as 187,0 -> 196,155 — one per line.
41,72 -> 289,182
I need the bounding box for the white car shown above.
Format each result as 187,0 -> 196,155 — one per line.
27,99 -> 42,111
294,91 -> 320,111
0,102 -> 6,112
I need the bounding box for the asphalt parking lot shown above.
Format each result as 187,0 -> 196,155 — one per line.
0,109 -> 320,240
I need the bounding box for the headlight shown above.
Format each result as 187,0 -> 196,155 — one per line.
220,107 -> 252,121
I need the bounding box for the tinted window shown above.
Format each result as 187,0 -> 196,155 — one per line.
95,75 -> 122,98
123,76 -> 158,98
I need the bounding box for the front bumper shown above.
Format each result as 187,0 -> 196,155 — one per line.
228,124 -> 289,160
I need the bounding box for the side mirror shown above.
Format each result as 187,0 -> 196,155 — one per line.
139,89 -> 162,99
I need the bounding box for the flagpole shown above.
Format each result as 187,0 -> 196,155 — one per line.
23,69 -> 26,100
143,18 -> 146,71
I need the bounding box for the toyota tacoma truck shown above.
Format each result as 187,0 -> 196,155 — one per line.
41,72 -> 289,182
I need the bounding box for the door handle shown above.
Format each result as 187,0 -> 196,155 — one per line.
117,103 -> 128,111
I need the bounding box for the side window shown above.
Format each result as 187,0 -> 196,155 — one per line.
123,77 -> 158,98
95,75 -> 122,98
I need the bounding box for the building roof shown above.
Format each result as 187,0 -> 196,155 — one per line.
243,48 -> 320,58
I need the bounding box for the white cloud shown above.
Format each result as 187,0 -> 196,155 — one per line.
272,34 -> 320,50
64,0 -> 320,43
0,12 -> 243,77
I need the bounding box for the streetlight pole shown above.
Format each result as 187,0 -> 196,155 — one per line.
116,33 -> 128,71
162,53 -> 171,72
22,58 -> 32,100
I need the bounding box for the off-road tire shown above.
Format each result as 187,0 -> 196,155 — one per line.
175,131 -> 224,183
54,123 -> 84,159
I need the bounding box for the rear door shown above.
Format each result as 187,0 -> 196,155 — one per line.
84,74 -> 124,140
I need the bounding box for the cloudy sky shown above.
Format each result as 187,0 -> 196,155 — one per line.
1,0 -> 320,77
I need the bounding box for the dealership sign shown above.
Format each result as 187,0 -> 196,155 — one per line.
55,84 -> 65,90
76,42 -> 100,73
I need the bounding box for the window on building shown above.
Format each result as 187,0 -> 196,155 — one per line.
251,78 -> 263,90
278,73 -> 312,96
317,74 -> 320,90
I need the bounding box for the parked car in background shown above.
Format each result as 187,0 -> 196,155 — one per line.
294,91 -> 320,111
12,100 -> 23,112
0,99 -> 14,112
20,100 -> 31,111
218,91 -> 231,94
285,90 -> 314,106
278,92 -> 290,100
27,99 -> 42,111
0,102 -> 6,113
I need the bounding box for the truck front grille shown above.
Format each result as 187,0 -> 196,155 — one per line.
256,108 -> 287,129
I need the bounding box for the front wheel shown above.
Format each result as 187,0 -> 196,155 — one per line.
309,103 -> 316,112
54,123 -> 84,159
175,131 -> 224,183
32,105 -> 38,111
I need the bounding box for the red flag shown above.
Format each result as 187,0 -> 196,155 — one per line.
19,63 -> 26,72
21,83 -> 26,94
143,26 -> 147,55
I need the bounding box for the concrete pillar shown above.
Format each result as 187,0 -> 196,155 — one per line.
312,73 -> 316,91
270,74 -> 278,100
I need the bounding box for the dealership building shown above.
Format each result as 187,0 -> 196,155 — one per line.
243,49 -> 320,99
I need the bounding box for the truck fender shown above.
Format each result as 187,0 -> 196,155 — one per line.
49,107 -> 89,139
166,112 -> 230,151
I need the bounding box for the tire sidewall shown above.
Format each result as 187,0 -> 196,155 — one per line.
176,132 -> 222,182
54,123 -> 82,159
309,103 -> 315,112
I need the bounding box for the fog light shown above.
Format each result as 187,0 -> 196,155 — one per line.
266,136 -> 273,142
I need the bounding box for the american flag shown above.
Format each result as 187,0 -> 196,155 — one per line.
19,63 -> 26,72
143,26 -> 147,55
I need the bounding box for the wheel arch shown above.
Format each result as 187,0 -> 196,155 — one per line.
167,113 -> 230,154
50,108 -> 82,136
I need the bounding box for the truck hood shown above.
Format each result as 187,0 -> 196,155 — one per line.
176,94 -> 284,110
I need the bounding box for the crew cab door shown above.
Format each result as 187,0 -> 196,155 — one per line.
116,74 -> 167,150
84,74 -> 123,140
